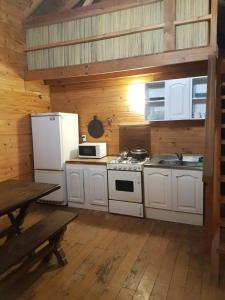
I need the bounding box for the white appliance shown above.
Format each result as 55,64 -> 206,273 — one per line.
31,112 -> 79,205
107,157 -> 147,218
78,142 -> 107,158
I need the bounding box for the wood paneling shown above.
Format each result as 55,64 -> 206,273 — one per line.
0,1 -> 50,181
119,124 -> 151,152
50,67 -> 206,155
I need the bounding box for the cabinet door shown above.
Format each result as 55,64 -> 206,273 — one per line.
87,169 -> 108,207
165,78 -> 190,120
67,169 -> 84,204
172,170 -> 203,214
144,168 -> 172,210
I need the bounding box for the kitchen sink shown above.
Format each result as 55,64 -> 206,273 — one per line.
159,160 -> 200,167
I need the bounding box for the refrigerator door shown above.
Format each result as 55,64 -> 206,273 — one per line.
34,170 -> 67,204
32,115 -> 63,170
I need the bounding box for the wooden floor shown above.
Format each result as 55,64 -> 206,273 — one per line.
1,204 -> 225,300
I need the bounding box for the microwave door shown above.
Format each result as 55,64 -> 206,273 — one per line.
79,145 -> 96,157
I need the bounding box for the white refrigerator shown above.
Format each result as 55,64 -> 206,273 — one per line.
31,112 -> 79,205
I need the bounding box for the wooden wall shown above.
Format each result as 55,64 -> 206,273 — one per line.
0,1 -> 50,181
50,66 -> 206,156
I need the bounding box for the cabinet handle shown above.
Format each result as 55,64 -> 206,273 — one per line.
176,175 -> 198,179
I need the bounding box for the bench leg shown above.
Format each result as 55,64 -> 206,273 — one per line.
43,253 -> 52,264
53,246 -> 67,267
47,226 -> 68,267
5,203 -> 29,240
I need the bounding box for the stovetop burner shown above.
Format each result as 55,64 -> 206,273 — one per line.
110,157 -> 149,164
107,156 -> 149,171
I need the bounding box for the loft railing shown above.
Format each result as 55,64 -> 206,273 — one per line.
24,0 -> 218,80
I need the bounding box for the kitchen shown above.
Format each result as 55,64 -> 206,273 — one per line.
36,72 -> 205,224
1,0 -> 225,299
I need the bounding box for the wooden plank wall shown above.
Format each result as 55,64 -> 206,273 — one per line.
0,1 -> 50,181
50,71 -> 206,156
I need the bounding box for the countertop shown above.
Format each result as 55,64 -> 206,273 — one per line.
66,156 -> 117,165
144,155 -> 203,171
66,155 -> 203,170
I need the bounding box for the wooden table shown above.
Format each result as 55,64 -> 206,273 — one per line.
0,180 -> 60,241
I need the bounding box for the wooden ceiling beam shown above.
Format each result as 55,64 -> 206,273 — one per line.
45,61 -> 208,86
23,0 -> 45,19
57,0 -> 82,12
82,0 -> 94,7
24,0 -> 159,28
25,46 -> 215,81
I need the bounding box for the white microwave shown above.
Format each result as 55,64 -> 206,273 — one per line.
78,142 -> 107,158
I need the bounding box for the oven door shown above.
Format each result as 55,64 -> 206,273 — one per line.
108,170 -> 142,203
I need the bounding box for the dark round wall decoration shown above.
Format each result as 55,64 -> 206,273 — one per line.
88,115 -> 104,138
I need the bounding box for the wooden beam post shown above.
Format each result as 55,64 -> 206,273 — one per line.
210,0 -> 218,50
203,54 -> 217,253
203,53 -> 222,281
164,0 -> 176,51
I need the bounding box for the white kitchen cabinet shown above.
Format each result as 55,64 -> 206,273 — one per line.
144,167 -> 203,225
191,76 -> 207,119
144,168 -> 172,210
67,168 -> 85,204
86,169 -> 108,207
172,169 -> 203,214
66,164 -> 108,211
145,81 -> 165,121
165,78 -> 190,120
145,76 -> 207,121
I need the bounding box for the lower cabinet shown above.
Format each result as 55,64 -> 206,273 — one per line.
144,168 -> 172,210
66,164 -> 108,211
66,168 -> 85,204
144,167 -> 203,225
172,169 -> 203,214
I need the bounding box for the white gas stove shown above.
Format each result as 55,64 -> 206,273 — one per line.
107,157 -> 149,218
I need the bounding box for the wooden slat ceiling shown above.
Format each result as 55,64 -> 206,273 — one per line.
28,0 -> 100,17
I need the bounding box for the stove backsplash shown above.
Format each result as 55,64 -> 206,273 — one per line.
119,124 -> 151,153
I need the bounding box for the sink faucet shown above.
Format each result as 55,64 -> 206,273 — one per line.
175,152 -> 183,161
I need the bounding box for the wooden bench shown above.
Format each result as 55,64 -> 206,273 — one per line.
0,210 -> 78,277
